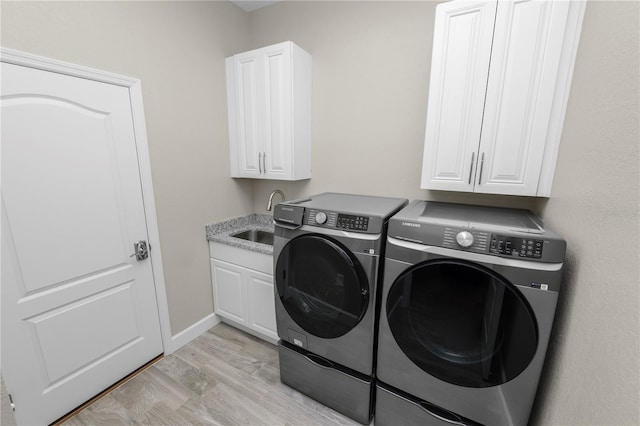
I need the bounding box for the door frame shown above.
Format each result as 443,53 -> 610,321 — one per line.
0,47 -> 173,354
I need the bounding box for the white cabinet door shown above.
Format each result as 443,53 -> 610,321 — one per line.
420,0 -> 497,192
227,41 -> 311,181
421,0 -> 585,197
228,51 -> 261,177
262,43 -> 293,180
246,269 -> 278,341
209,243 -> 276,343
211,259 -> 247,325
476,0 -> 571,196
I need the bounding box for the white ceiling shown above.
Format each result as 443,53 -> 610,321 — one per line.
230,1 -> 280,12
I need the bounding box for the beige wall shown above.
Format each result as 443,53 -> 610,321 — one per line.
535,1 -> 639,424
248,1 -> 639,424
1,1 -> 253,334
249,1 -> 541,211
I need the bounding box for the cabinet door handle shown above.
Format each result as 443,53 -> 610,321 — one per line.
258,152 -> 263,174
478,152 -> 485,185
468,152 -> 475,184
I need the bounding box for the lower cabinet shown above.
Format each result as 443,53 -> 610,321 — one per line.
209,242 -> 278,344
246,268 -> 278,340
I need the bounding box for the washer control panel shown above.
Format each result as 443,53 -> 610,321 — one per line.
307,210 -> 370,232
308,210 -> 337,227
490,235 -> 544,258
443,228 -> 488,253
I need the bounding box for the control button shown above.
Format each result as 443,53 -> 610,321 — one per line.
315,211 -> 327,225
456,231 -> 474,248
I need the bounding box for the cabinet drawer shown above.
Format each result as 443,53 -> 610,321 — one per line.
376,382 -> 478,426
209,242 -> 272,275
278,341 -> 372,424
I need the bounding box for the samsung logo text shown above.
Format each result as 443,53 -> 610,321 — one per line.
401,222 -> 420,228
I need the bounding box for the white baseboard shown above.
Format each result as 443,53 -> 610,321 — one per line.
164,313 -> 221,355
218,318 -> 278,346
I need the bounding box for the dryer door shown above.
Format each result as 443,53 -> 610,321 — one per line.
275,234 -> 369,338
386,259 -> 538,388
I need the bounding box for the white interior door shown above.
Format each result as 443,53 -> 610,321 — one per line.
1,61 -> 163,425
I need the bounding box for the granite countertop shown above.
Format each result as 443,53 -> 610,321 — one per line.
205,213 -> 274,255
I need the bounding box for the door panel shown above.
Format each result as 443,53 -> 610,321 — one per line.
263,46 -> 291,178
27,283 -> 140,384
421,0 -> 496,191
235,54 -> 260,175
247,269 -> 278,340
478,0 -> 570,194
211,259 -> 246,324
1,62 -> 163,425
2,96 -> 128,293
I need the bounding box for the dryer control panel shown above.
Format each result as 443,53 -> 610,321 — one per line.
442,228 -> 489,253
442,228 -> 544,259
387,200 -> 567,263
489,235 -> 544,259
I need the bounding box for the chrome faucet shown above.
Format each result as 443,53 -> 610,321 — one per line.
266,190 -> 285,211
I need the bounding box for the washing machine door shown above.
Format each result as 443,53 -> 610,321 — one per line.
275,234 -> 369,339
386,259 -> 538,388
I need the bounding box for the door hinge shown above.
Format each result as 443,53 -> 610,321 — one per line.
8,393 -> 15,411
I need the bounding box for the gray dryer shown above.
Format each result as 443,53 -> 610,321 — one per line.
376,201 -> 566,426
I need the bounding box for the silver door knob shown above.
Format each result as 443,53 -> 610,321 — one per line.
130,240 -> 149,260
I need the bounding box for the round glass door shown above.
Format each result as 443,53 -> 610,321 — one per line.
386,259 -> 538,388
275,234 -> 369,338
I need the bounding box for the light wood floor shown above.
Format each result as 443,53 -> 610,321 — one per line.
62,323 -> 361,425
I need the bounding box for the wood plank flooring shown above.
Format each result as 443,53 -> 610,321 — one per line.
62,323 -> 361,426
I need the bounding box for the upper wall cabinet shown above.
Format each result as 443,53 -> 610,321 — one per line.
226,41 -> 312,180
421,0 -> 585,197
